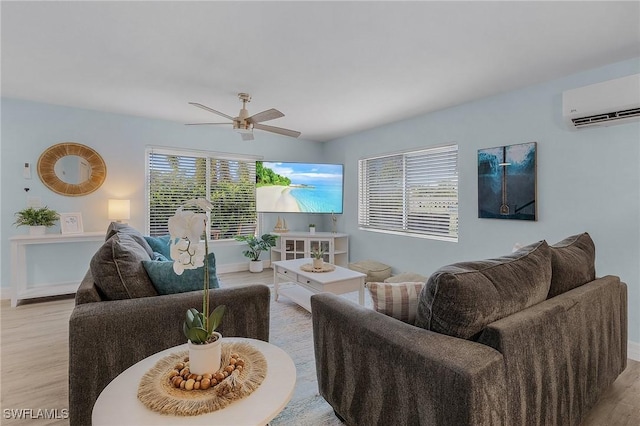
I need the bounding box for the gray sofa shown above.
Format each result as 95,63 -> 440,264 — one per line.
69,224 -> 270,426
311,233 -> 627,425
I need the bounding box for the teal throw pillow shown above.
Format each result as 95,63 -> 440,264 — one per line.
153,252 -> 169,261
142,252 -> 220,295
144,235 -> 172,260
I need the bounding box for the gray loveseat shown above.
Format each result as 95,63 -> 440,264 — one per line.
69,223 -> 270,426
311,233 -> 627,425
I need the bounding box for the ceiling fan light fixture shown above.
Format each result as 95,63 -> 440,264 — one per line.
233,120 -> 253,133
188,93 -> 300,139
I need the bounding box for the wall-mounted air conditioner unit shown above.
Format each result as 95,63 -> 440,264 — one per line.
562,73 -> 640,129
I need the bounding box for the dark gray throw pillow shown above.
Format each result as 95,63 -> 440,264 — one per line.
105,222 -> 154,258
90,233 -> 158,300
547,232 -> 596,298
415,240 -> 552,340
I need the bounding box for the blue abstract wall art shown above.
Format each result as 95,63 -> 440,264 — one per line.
478,142 -> 537,221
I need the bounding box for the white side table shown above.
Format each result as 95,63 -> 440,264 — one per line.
9,231 -> 104,307
92,338 -> 296,425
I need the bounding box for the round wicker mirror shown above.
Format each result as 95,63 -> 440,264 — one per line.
37,142 -> 107,196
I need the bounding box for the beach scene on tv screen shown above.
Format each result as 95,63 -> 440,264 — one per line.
256,161 -> 343,213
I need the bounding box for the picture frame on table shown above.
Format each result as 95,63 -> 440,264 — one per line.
60,212 -> 84,234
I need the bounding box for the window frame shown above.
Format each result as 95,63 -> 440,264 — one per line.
145,146 -> 263,242
358,144 -> 459,242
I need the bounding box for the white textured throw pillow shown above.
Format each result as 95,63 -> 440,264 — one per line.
367,282 -> 426,324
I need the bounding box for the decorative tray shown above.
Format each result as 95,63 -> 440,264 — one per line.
300,263 -> 336,273
137,342 -> 266,416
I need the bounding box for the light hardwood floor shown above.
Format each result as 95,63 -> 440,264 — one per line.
1,269 -> 639,425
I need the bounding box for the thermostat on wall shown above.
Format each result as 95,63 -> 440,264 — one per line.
23,162 -> 32,179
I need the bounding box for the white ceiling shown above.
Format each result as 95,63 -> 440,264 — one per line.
2,1 -> 639,142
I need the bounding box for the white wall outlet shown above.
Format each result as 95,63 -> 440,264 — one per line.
23,162 -> 32,179
27,196 -> 42,208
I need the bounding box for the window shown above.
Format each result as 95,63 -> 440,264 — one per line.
146,147 -> 259,240
358,144 -> 458,241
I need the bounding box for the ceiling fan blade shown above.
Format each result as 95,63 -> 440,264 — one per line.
253,123 -> 301,138
188,102 -> 234,121
247,108 -> 284,124
241,132 -> 255,141
185,122 -> 232,126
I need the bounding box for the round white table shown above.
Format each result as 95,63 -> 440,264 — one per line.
92,338 -> 296,425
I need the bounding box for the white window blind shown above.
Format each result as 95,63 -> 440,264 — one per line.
147,148 -> 258,240
358,144 -> 458,241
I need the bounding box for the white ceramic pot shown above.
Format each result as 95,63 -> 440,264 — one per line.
249,260 -> 264,273
309,227 -> 316,235
188,332 -> 222,375
29,226 -> 46,236
313,258 -> 324,269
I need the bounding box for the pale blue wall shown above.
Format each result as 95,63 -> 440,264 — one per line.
324,58 -> 640,342
1,59 -> 638,344
0,99 -> 323,288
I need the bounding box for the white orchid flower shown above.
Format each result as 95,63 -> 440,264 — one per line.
172,254 -> 186,275
168,205 -> 208,275
182,198 -> 213,211
174,238 -> 189,251
170,237 -> 206,274
168,209 -> 207,244
193,245 -> 206,264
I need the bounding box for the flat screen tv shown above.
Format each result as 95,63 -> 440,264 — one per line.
256,161 -> 344,213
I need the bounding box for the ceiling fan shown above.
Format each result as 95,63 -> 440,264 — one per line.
186,93 -> 301,141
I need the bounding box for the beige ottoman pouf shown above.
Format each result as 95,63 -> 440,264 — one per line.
348,260 -> 392,282
384,272 -> 429,283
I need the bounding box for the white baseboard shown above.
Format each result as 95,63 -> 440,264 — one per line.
217,260 -> 271,274
628,340 -> 640,362
217,262 -> 250,274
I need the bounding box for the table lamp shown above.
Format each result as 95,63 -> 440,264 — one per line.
108,199 -> 130,223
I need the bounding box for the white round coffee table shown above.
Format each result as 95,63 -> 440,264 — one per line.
92,338 -> 296,425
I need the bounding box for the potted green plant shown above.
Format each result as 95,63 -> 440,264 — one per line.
235,233 -> 278,273
168,198 -> 226,375
14,206 -> 59,235
311,247 -> 326,269
309,223 -> 316,234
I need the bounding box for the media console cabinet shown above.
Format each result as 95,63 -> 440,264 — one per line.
270,232 -> 349,267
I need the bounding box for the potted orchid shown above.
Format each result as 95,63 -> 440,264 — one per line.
168,198 -> 225,375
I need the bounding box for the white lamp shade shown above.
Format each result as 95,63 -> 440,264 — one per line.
108,199 -> 130,221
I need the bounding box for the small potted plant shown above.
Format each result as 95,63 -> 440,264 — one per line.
14,206 -> 60,235
311,247 -> 326,269
235,233 -> 278,273
309,223 -> 316,235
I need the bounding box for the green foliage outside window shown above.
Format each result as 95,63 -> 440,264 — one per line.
148,153 -> 256,239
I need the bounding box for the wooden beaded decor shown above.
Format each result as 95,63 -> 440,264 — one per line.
137,342 -> 267,416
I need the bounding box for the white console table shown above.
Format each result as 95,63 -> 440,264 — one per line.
9,231 -> 104,307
